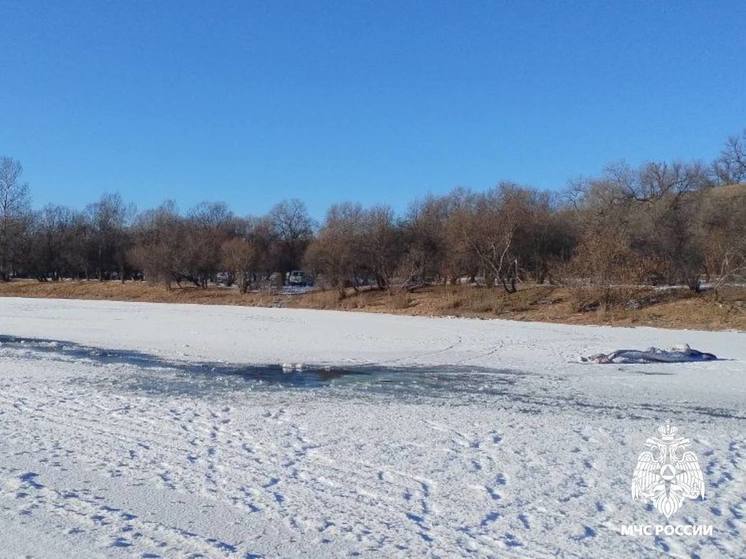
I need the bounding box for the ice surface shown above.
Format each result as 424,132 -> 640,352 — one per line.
0,297 -> 744,557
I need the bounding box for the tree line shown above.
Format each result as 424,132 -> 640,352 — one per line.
1,129 -> 745,295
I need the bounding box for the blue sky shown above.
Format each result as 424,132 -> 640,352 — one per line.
1,0 -> 745,218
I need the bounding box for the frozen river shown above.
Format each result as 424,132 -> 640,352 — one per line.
0,298 -> 744,557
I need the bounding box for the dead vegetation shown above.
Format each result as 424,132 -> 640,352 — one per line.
1,280 -> 743,331
2,132 -> 745,329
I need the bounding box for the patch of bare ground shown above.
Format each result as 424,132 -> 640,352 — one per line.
0,279 -> 744,331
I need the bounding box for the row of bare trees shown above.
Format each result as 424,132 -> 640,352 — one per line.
568,159 -> 746,292
127,199 -> 313,290
304,185 -> 576,296
2,129 -> 745,293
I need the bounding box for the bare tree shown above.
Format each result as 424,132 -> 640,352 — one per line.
698,184 -> 746,293
617,161 -> 711,290
87,193 -> 134,282
127,201 -> 184,288
448,184 -> 532,293
0,157 -> 31,281
184,202 -> 236,287
305,203 -> 367,297
268,199 -> 314,275
359,205 -> 407,292
511,192 -> 576,284
220,217 -> 270,293
404,195 -> 451,284
443,188 -> 481,284
714,129 -> 746,185
26,205 -> 78,281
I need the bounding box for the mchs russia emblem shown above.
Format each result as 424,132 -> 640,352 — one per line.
631,422 -> 705,518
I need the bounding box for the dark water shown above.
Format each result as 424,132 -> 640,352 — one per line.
4,334 -> 741,420
0,334 -> 524,398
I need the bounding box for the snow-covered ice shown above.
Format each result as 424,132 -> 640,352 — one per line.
0,297 -> 744,558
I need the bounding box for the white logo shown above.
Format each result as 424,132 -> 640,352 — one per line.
631,422 -> 705,519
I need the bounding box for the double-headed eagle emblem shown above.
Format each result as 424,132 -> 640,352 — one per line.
631,422 -> 705,518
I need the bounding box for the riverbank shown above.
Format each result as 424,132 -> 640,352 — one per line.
0,279 -> 744,331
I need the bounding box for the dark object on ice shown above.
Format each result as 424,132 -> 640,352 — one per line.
582,344 -> 717,364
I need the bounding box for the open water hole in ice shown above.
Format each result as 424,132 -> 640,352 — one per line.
3,334 -> 743,420
0,334 -> 526,398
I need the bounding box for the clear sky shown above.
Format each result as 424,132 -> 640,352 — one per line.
2,0 -> 745,218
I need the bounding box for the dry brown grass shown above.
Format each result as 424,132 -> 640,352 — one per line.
1,279 -> 744,331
